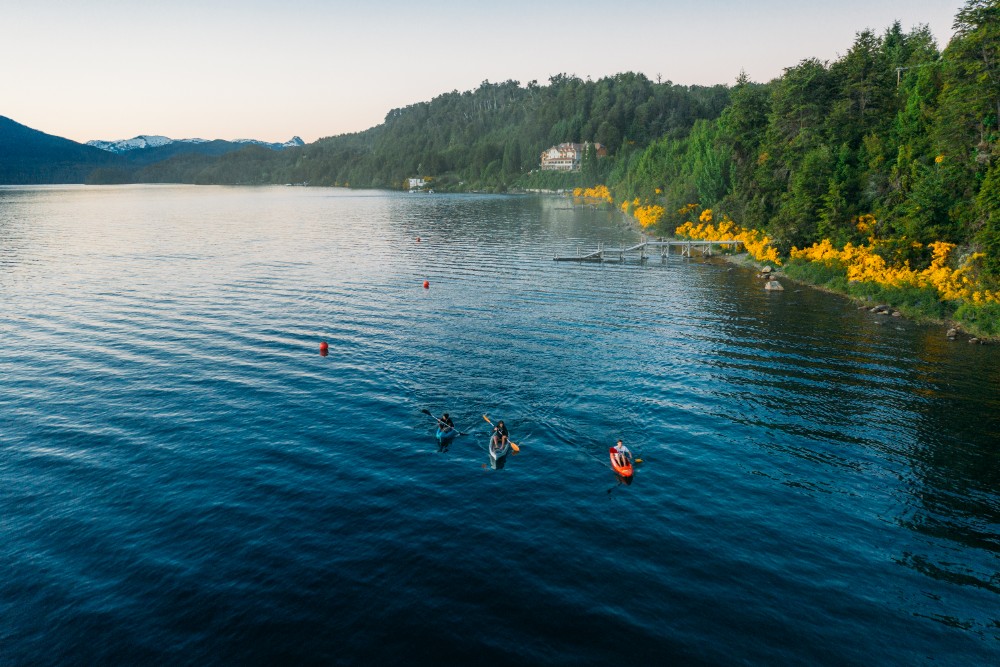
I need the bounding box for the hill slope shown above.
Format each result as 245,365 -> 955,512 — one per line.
0,116 -> 121,184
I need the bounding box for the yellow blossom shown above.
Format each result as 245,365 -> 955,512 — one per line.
790,223 -> 1000,304
575,185 -> 613,203
634,204 -> 665,228
676,214 -> 781,265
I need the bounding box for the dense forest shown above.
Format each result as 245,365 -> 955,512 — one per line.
86,0 -> 1000,332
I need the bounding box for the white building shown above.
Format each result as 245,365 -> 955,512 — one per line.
539,142 -> 606,171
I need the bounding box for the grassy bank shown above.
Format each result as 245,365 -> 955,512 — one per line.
780,258 -> 1000,339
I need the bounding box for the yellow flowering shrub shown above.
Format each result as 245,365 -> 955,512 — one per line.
575,185 -> 612,202
790,228 -> 1000,304
855,214 -> 876,238
675,210 -> 781,265
634,204 -> 665,228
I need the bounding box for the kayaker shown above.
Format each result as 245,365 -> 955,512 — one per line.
438,413 -> 455,434
612,439 -> 632,467
490,420 -> 509,451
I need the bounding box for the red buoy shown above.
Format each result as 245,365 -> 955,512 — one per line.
423,280 -> 429,289
319,341 -> 329,356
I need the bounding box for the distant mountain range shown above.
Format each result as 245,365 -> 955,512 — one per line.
0,115 -> 304,184
87,135 -> 304,153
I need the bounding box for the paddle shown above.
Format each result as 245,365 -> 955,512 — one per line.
482,414 -> 520,452
420,409 -> 468,436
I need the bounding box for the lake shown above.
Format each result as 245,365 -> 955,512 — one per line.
1,185 -> 997,665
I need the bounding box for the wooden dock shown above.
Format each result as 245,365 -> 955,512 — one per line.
553,237 -> 742,262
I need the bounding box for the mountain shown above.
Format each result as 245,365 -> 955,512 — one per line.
87,135 -> 304,154
0,116 -> 307,184
0,115 -> 121,184
253,136 -> 305,150
81,134 -> 306,171
86,135 -> 183,152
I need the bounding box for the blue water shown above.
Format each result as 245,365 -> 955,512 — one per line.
1,185 -> 998,665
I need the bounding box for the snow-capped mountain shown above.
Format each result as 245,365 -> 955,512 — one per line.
234,137 -> 305,150
87,135 -> 304,153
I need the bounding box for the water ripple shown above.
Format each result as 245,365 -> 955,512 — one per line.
1,186 -> 998,664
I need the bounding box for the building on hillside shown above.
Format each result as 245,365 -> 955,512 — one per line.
539,142 -> 606,171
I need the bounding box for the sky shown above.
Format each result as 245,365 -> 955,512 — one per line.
2,0 -> 965,145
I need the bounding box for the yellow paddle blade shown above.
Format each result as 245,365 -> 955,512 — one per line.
509,441 -> 520,453
482,414 -> 492,424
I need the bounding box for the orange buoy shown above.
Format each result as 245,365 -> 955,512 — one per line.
423,280 -> 429,289
319,341 -> 329,356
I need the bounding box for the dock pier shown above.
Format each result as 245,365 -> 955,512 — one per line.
553,237 -> 742,262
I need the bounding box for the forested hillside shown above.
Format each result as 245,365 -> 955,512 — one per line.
0,116 -> 122,184
132,73 -> 729,189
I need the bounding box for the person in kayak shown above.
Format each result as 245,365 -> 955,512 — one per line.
490,420 -> 509,452
612,439 -> 632,467
437,413 -> 455,435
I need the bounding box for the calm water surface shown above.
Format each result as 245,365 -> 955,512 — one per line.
1,185 -> 998,665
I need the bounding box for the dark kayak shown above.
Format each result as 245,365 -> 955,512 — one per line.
436,426 -> 458,444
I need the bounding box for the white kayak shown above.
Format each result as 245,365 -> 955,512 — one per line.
488,438 -> 511,470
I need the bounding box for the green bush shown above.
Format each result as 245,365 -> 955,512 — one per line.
954,301 -> 1000,336
783,258 -> 848,288
784,258 -> 962,322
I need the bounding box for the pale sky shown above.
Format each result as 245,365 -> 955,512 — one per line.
2,0 -> 963,145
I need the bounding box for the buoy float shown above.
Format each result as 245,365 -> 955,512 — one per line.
423,280 -> 429,289
319,341 -> 329,356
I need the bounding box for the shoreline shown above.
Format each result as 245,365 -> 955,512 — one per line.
608,208 -> 995,344
712,251 -> 994,344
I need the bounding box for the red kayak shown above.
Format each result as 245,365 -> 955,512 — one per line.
609,448 -> 633,477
